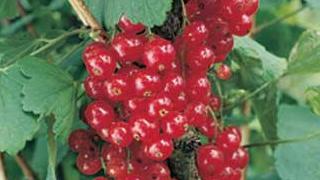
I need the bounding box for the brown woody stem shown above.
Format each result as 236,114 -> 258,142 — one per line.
0,153 -> 7,180
15,155 -> 35,180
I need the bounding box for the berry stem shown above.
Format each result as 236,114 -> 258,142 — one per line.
0,153 -> 7,180
47,116 -> 58,180
14,155 -> 35,180
243,130 -> 320,148
180,0 -> 189,29
214,80 -> 225,122
252,6 -> 307,35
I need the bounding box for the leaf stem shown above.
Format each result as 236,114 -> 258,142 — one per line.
30,28 -> 88,56
252,6 -> 307,35
14,155 -> 35,180
244,131 -> 320,148
47,116 -> 57,180
0,153 -> 7,180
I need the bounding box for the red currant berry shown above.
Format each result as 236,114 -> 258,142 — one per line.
85,101 -> 115,130
112,33 -> 146,64
185,102 -> 208,127
186,75 -> 211,103
68,129 -> 92,152
118,16 -> 145,34
108,122 -> 133,147
209,94 -> 221,112
83,47 -> 117,79
82,42 -> 106,60
132,70 -> 162,97
147,93 -> 173,119
146,163 -> 171,180
142,36 -> 176,72
161,112 -> 188,139
171,92 -> 188,112
119,174 -> 144,180
143,135 -> 174,161
216,64 -> 232,80
220,0 -> 246,21
226,147 -> 249,169
182,21 -> 209,47
208,33 -> 234,56
122,98 -> 147,115
229,14 -> 253,36
76,152 -> 102,175
105,157 -> 128,178
244,0 -> 259,15
216,127 -> 242,153
104,74 -> 132,101
84,76 -> 105,99
162,72 -> 185,98
218,166 -> 241,180
186,45 -> 215,72
101,143 -> 127,162
129,142 -> 153,164
94,176 -> 109,180
196,144 -> 224,176
129,113 -> 160,142
198,117 -> 216,138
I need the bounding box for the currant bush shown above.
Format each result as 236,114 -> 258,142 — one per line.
68,0 -> 258,179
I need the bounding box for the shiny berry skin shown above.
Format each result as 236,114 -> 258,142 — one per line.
129,142 -> 153,164
85,101 -> 115,130
161,112 -> 188,139
163,72 -> 185,98
123,98 -> 147,115
171,92 -> 188,112
226,147 -> 249,169
216,64 -> 232,80
186,75 -> 211,103
132,70 -> 162,97
68,129 -> 92,152
117,64 -> 139,76
143,135 -> 174,161
76,152 -> 102,175
216,127 -> 242,153
83,47 -> 117,79
142,37 -> 176,72
147,163 -> 171,180
196,144 -> 224,176
105,157 -> 128,178
119,174 -> 144,180
83,76 -> 105,99
108,122 -> 133,147
104,74 -> 132,101
129,113 -> 160,142
118,16 -> 145,34
82,42 -> 106,60
101,143 -> 127,162
209,33 -> 234,56
198,117 -> 216,138
229,14 -> 253,36
185,102 -> 208,127
112,33 -> 146,63
220,0 -> 246,21
182,21 -> 209,47
186,45 -> 215,72
94,176 -> 109,180
209,94 -> 221,112
244,0 -> 259,15
147,93 -> 174,119
218,167 -> 241,180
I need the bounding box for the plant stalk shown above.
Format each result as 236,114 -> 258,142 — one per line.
14,155 -> 35,180
0,153 -> 6,180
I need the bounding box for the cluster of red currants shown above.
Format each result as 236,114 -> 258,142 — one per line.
68,0 -> 259,179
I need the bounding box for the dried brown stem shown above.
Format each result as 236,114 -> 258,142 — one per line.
15,155 -> 35,180
0,153 -> 7,180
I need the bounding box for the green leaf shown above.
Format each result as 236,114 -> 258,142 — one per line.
0,0 -> 18,19
231,37 -> 287,140
0,63 -> 39,155
19,57 -> 77,142
275,105 -> 320,180
287,30 -> 320,74
85,0 -> 172,27
306,86 -> 320,116
305,0 -> 320,8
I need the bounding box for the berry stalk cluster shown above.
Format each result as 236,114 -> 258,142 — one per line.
68,0 -> 259,179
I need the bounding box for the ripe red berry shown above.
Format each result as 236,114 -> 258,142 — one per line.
220,0 -> 246,21
226,147 -> 249,169
229,14 -> 253,36
182,21 -> 209,47
147,163 -> 171,180
186,45 -> 215,72
108,122 -> 133,147
186,75 -> 211,103
85,101 -> 115,130
196,144 -> 224,176
216,64 -> 232,80
142,36 -> 176,72
129,113 -> 160,142
216,127 -> 242,153
162,72 -> 185,98
83,76 -> 105,99
104,74 -> 132,101
82,42 -> 106,60
118,16 -> 145,34
112,33 -> 146,64
143,135 -> 174,161
122,98 -> 147,115
244,0 -> 259,15
209,94 -> 221,112
101,143 -> 127,162
218,166 -> 241,180
68,129 -> 92,152
132,70 -> 162,97
198,117 -> 216,138
185,102 -> 208,127
105,157 -> 128,178
171,92 -> 188,112
76,151 -> 102,175
147,93 -> 174,119
83,47 -> 117,79
161,112 -> 188,139
118,174 -> 144,180
94,176 -> 109,180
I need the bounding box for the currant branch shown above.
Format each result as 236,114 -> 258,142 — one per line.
14,155 -> 35,180
0,153 -> 7,180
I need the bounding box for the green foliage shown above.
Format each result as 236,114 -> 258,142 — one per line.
275,105 -> 320,180
85,0 -> 172,27
0,64 -> 39,155
20,57 -> 77,142
306,86 -> 320,115
0,0 -> 18,18
305,0 -> 320,8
